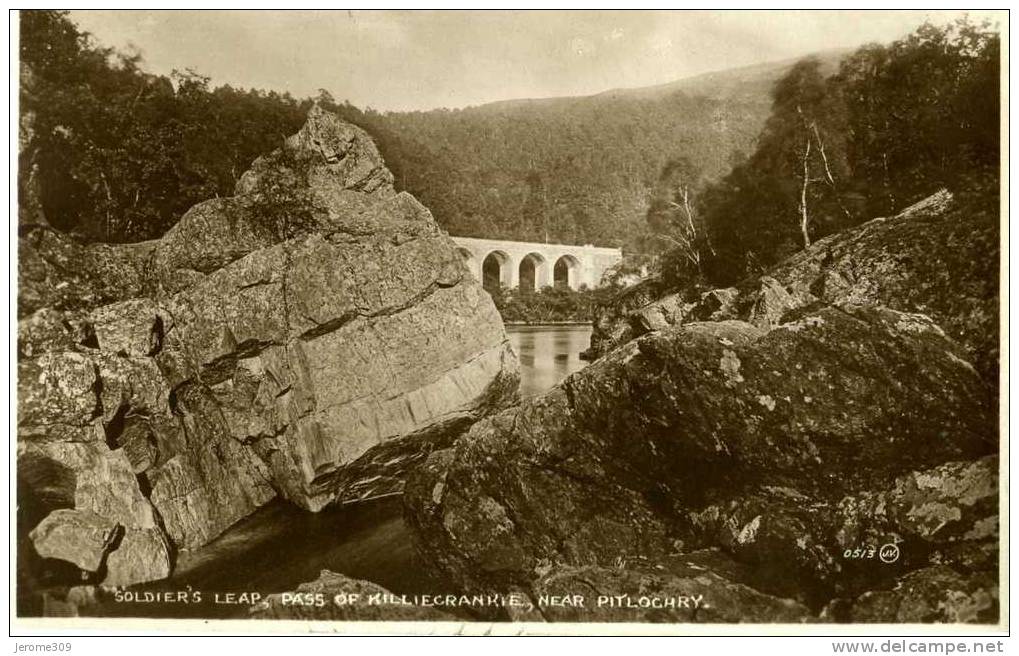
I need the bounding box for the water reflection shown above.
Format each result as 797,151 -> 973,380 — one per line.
507,324 -> 593,396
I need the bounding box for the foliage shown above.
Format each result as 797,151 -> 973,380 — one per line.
489,285 -> 618,324
644,156 -> 716,282
656,17 -> 1000,287
696,57 -> 855,280
20,10 -> 780,247
20,10 -> 312,241
355,92 -> 770,253
831,19 -> 999,215
21,11 -> 997,275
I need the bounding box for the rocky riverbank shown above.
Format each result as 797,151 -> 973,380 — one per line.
585,189 -> 999,386
17,106 -> 999,626
17,107 -> 519,604
398,188 -> 1000,623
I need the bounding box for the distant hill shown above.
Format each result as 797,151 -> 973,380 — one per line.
20,8 -> 848,248
355,50 -> 848,250
595,49 -> 848,103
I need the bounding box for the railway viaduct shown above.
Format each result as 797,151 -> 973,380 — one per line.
450,236 -> 623,292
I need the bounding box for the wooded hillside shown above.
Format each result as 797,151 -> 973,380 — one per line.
646,18 -> 1000,286
19,10 -> 835,251
19,12 -> 998,289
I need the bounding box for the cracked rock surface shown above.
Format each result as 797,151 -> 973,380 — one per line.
587,190 -> 999,388
405,190 -> 998,623
18,106 -> 519,592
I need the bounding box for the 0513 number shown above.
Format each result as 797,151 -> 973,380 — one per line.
843,543 -> 901,564
843,546 -> 877,559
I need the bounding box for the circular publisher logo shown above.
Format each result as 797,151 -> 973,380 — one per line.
879,543 -> 900,564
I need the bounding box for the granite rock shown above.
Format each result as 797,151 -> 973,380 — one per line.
18,107 -> 518,590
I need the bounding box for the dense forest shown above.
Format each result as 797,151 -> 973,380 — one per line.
19,10 -> 828,250
19,12 -> 999,290
648,18 -> 1000,286
20,11 -> 322,242
364,90 -> 771,248
491,285 -> 617,324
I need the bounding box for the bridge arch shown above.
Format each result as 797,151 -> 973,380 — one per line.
449,236 -> 623,296
481,250 -> 512,292
518,252 -> 549,292
553,254 -> 581,289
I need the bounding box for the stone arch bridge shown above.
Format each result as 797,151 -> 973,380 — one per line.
451,236 -> 623,292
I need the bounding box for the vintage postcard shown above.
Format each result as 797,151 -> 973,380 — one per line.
11,8 -> 1007,638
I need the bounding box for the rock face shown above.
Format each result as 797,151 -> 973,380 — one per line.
250,570 -> 454,621
827,566 -> 999,624
765,190 -> 999,384
28,510 -> 120,573
586,189 -> 1000,386
18,106 -> 518,591
583,277 -> 671,359
405,299 -> 998,622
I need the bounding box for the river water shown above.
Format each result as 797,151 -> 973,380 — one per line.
81,325 -> 592,619
506,324 -> 593,397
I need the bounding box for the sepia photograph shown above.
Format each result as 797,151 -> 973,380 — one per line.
11,7 -> 1007,639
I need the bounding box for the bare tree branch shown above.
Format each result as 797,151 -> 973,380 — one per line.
799,137 -> 812,249
810,122 -> 852,220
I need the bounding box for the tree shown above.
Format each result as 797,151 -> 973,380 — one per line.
686,58 -> 852,282
758,57 -> 852,249
646,156 -> 712,275
832,18 -> 1000,216
664,18 -> 999,287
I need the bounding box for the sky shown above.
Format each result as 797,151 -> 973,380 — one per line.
69,10 -> 1002,112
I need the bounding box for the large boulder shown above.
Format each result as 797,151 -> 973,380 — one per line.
583,276 -> 671,360
586,189 -> 1000,386
18,107 -> 519,591
28,510 -> 119,573
405,302 -> 997,621
766,190 -> 999,384
18,231 -> 157,318
825,566 -> 998,623
683,455 -> 999,608
18,438 -> 174,588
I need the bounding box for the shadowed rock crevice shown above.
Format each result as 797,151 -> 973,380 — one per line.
146,315 -> 164,356
80,323 -> 100,349
100,399 -> 135,451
